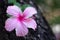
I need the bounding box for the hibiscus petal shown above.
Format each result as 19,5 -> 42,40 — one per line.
5,17 -> 18,31
15,22 -> 28,36
6,5 -> 22,17
23,7 -> 37,18
23,18 -> 37,30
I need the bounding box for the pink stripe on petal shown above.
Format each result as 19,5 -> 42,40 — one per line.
15,22 -> 28,36
23,18 -> 37,30
5,17 -> 18,31
6,5 -> 22,17
5,17 -> 28,36
23,7 -> 37,18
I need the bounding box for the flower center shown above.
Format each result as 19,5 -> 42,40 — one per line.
18,15 -> 25,21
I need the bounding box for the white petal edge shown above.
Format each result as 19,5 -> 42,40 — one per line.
22,18 -> 37,30
15,22 -> 28,36
6,5 -> 22,17
23,7 -> 37,18
5,17 -> 18,31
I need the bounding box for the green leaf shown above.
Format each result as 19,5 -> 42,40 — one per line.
21,4 -> 30,11
7,14 -> 12,17
14,2 -> 21,7
49,16 -> 60,25
8,0 -> 16,4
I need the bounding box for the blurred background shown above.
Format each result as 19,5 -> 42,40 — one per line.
35,0 -> 60,40
5,0 -> 60,40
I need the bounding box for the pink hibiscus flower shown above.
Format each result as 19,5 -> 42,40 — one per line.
5,5 -> 37,36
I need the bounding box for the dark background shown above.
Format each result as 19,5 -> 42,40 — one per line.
0,0 -> 56,40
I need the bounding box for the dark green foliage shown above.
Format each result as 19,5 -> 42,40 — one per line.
35,0 -> 46,4
50,16 -> 60,25
52,0 -> 60,9
8,0 -> 16,4
21,4 -> 30,11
